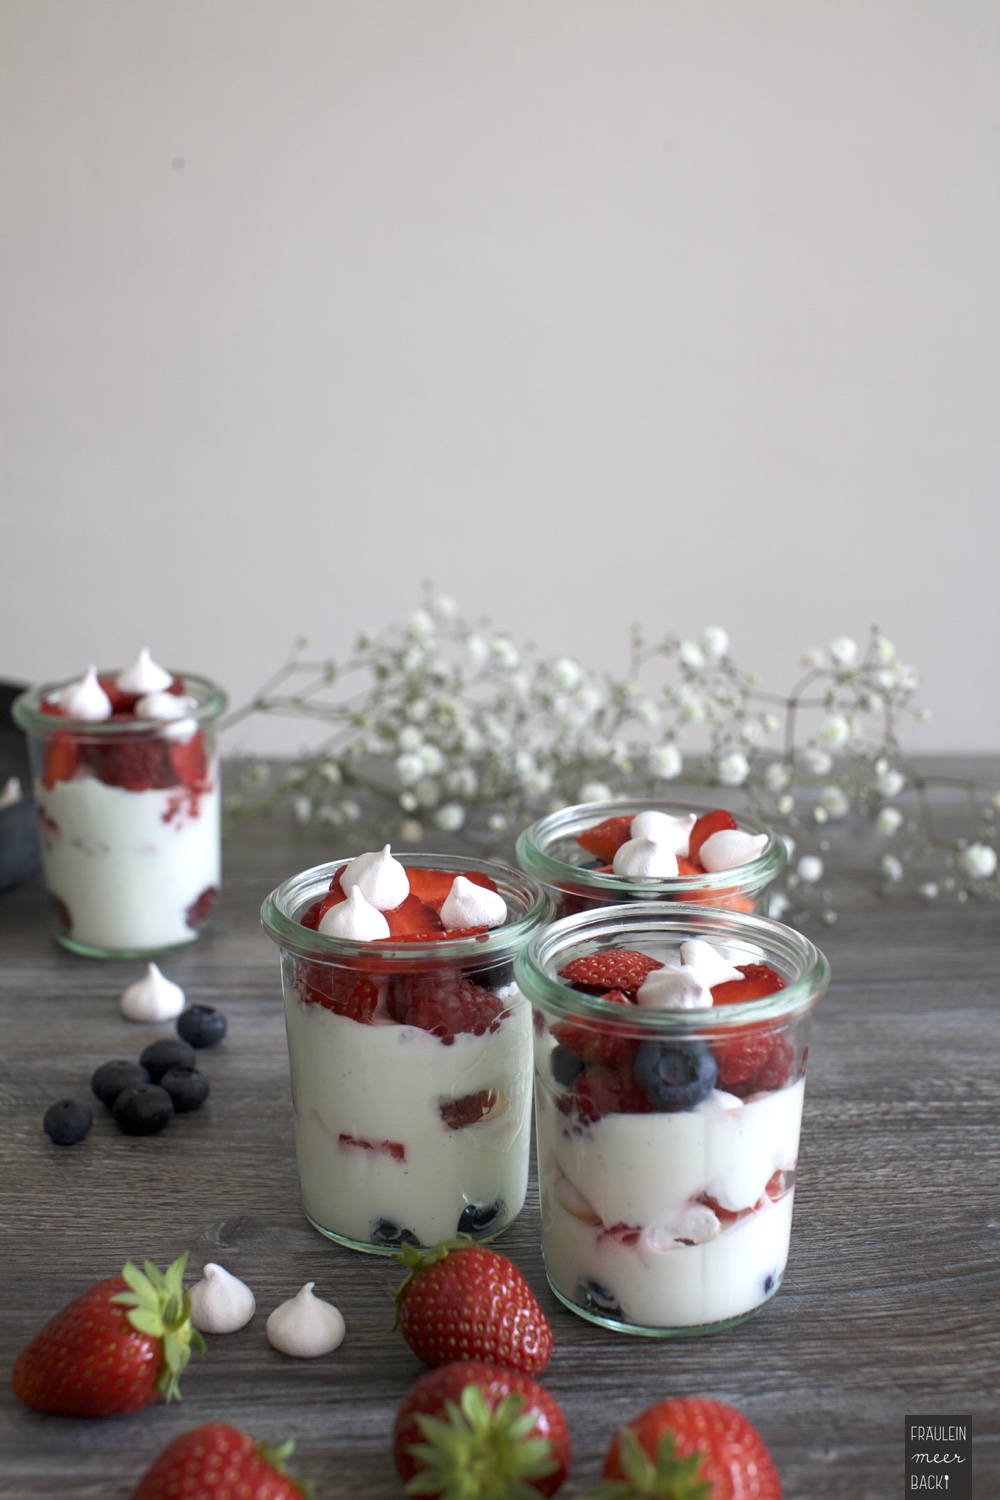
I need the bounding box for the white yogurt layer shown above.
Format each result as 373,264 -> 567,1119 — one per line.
34,770 -> 220,952
535,1072 -> 804,1329
283,985 -> 532,1248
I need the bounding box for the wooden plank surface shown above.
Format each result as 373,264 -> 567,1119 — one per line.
1,775 -> 998,1497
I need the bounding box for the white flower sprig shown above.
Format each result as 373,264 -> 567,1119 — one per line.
221,594 -> 999,922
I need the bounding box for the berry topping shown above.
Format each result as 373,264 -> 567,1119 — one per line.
559,949 -> 664,997
567,1060 -> 654,1123
576,814 -> 634,862
397,973 -> 508,1044
633,1038 -> 718,1111
93,739 -> 180,792
551,988 -> 636,1066
296,963 -> 381,1023
711,962 -> 786,1005
439,1088 -> 499,1130
688,807 -> 739,862
139,1038 -> 197,1082
43,1098 -> 93,1146
176,1004 -> 227,1048
456,1199 -> 505,1237
113,1083 -> 175,1136
91,1059 -> 151,1108
183,885 -> 218,931
158,1067 -> 209,1113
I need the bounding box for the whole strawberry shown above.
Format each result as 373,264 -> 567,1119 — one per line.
130,1422 -> 306,1499
394,1359 -> 570,1497
588,1397 -> 781,1499
394,1238 -> 553,1375
12,1252 -> 204,1417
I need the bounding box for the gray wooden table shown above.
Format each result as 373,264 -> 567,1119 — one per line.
1,777 -> 998,1497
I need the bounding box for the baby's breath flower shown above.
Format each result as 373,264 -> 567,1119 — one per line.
801,747 -> 833,776
678,640 -> 705,671
552,657 -> 583,690
766,762 -> 792,792
876,769 -> 905,798
798,855 -> 823,883
821,786 -> 850,818
768,892 -> 790,919
828,636 -> 858,668
292,795 -> 312,824
408,609 -> 434,641
433,802 -> 465,833
881,854 -> 904,882
579,781 -> 614,803
649,743 -> 682,780
491,637 -> 519,669
400,817 -> 424,841
919,882 -> 939,900
821,714 -> 850,748
876,807 -> 903,837
396,752 -> 424,786
701,626 -> 729,660
466,634 -> 488,667
959,842 -> 998,880
716,750 -> 750,788
801,647 -> 825,668
740,719 -> 766,747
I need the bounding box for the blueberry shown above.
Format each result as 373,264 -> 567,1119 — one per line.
176,1004 -> 227,1049
550,1044 -> 585,1088
43,1098 -> 93,1145
762,1270 -> 779,1297
139,1038 -> 197,1082
371,1219 -> 420,1248
457,1199 -> 504,1236
469,959 -> 515,993
633,1039 -> 717,1111
113,1083 -> 174,1136
158,1067 -> 209,1113
91,1059 -> 151,1108
580,1280 -> 625,1321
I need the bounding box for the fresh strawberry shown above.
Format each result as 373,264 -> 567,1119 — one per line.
393,1239 -> 553,1375
406,866 -> 499,914
129,1422 -> 307,1499
591,1396 -> 782,1499
296,961 -> 380,1023
184,884 -> 218,930
675,855 -> 703,877
688,809 -> 738,863
11,1253 -> 203,1417
711,964 -> 785,1006
439,1088 -> 499,1130
42,731 -> 82,787
394,1360 -> 570,1498
384,892 -> 444,938
576,815 -> 634,863
559,950 -> 664,998
395,972 -> 508,1043
167,729 -> 210,792
552,990 -> 636,1066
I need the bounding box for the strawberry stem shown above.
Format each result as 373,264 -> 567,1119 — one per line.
111,1251 -> 205,1402
405,1384 -> 558,1499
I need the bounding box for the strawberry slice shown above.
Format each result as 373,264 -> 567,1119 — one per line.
568,1060 -> 653,1122
552,990 -> 636,1066
295,963 -> 380,1023
339,1133 -> 406,1161
675,854 -> 703,877
42,732 -> 81,788
559,949 -> 663,997
688,808 -> 738,862
316,872 -> 347,924
439,1088 -> 498,1129
576,815 -> 633,863
405,866 -> 497,914
714,1030 -> 795,1096
94,740 -> 179,791
384,893 -> 443,938
711,963 -> 785,1005
168,730 -> 209,792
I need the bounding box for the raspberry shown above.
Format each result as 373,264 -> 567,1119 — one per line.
439,1088 -> 498,1129
568,1060 -> 653,1123
296,962 -> 380,1023
714,1030 -> 795,1098
399,973 -> 507,1044
94,740 -> 179,792
551,990 -> 636,1066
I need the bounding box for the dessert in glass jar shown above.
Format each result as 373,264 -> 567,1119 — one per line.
13,653 -> 226,958
261,847 -> 552,1255
515,901 -> 829,1336
516,799 -> 786,918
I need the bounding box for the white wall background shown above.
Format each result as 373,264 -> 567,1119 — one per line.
2,0 -> 998,753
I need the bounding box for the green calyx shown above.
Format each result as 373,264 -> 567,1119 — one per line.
392,1235 -> 475,1328
405,1383 -> 558,1499
256,1438 -> 313,1500
583,1428 -> 711,1500
110,1251 -> 206,1402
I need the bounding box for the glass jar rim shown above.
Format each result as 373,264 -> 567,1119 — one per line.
261,852 -> 554,967
515,900 -> 829,1033
12,672 -> 228,736
515,797 -> 786,896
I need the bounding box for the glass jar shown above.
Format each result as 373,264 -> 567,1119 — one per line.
13,671 -> 227,958
515,901 -> 829,1336
516,798 -> 786,918
261,854 -> 552,1255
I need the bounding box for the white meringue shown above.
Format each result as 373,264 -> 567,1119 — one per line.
439,876 -> 507,931
189,1263 -> 256,1334
644,1201 -> 721,1249
339,845 -> 409,911
636,965 -> 712,1011
134,690 -> 195,721
116,648 -> 173,695
678,938 -> 743,986
120,962 -> 186,1022
266,1282 -> 346,1358
318,885 -> 391,941
698,829 -> 768,872
58,665 -> 112,722
629,810 -> 695,856
612,837 -> 679,880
